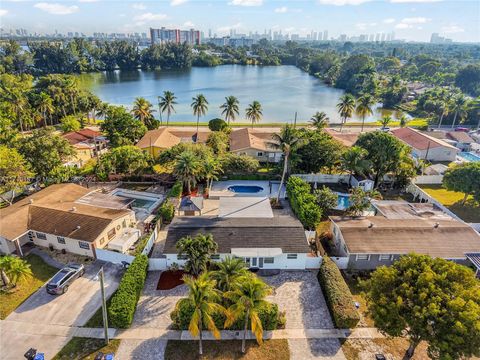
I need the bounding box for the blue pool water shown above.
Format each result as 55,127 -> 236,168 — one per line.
337,194 -> 350,210
458,152 -> 480,162
228,185 -> 264,193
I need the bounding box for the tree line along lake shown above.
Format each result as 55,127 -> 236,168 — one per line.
77,65 -> 406,124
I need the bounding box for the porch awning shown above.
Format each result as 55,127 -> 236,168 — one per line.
231,248 -> 282,257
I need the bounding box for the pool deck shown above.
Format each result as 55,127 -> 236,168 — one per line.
210,180 -> 285,199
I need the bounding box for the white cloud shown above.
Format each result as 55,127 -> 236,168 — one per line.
171,0 -> 188,5
228,0 -> 263,6
0,9 -> 8,16
383,18 -> 396,24
356,22 -> 377,30
133,12 -> 167,22
317,0 -> 372,5
274,6 -> 288,13
442,25 -> 464,34
391,0 -> 441,3
132,3 -> 146,10
183,21 -> 195,27
34,3 -> 79,15
217,22 -> 243,33
401,16 -> 430,23
395,23 -> 411,29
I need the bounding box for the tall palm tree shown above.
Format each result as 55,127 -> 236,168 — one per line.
191,94 -> 209,141
36,92 -> 54,127
356,94 -> 375,132
202,157 -> 221,193
220,96 -> 240,125
341,146 -> 370,185
336,94 -> 355,132
176,234 -> 218,276
132,97 -> 157,129
158,91 -> 177,127
245,101 -> 263,128
380,115 -> 392,129
451,94 -> 467,128
224,276 -> 272,353
0,256 -> 32,287
310,111 -> 329,130
64,77 -> 78,115
436,90 -> 452,129
173,150 -> 201,194
212,257 -> 248,292
177,272 -> 225,355
271,124 -> 302,203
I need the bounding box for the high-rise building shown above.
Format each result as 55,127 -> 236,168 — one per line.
323,30 -> 328,41
150,27 -> 201,45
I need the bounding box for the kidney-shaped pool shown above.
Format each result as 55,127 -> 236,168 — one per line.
227,185 -> 264,194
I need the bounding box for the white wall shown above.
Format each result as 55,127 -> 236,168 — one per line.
0,236 -> 17,254
32,231 -> 95,257
292,174 -> 350,183
414,175 -> 444,184
412,146 -> 458,162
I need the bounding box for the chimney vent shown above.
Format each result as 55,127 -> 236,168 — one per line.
71,206 -> 77,212
434,222 -> 439,228
368,222 -> 374,228
29,199 -> 34,204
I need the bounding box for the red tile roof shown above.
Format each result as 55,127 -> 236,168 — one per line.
391,127 -> 457,151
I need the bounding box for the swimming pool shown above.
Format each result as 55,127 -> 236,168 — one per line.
116,195 -> 156,210
458,152 -> 480,162
228,185 -> 264,193
336,193 -> 350,210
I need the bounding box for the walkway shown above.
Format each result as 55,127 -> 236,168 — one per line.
28,247 -> 64,269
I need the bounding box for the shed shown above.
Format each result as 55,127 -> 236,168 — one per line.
178,196 -> 204,216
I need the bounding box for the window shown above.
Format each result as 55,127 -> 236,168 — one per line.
257,152 -> 264,157
355,254 -> 369,261
210,254 -> 220,260
264,257 -> 274,264
79,241 -> 90,250
107,228 -> 116,240
36,232 -> 47,240
57,237 -> 66,244
379,254 -> 392,261
287,254 -> 297,260
177,255 -> 188,260
99,237 -> 105,245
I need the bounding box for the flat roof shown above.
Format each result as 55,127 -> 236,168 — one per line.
371,200 -> 453,220
218,197 -> 273,218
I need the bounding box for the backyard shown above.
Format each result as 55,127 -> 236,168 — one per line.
417,184 -> 480,223
52,338 -> 120,360
0,253 -> 58,319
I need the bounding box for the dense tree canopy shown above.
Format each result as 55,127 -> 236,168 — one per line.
100,106 -> 147,147
443,162 -> 480,204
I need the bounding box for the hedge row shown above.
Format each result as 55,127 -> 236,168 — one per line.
286,176 -> 322,230
168,181 -> 183,198
317,256 -> 360,329
159,200 -> 175,223
108,254 -> 149,328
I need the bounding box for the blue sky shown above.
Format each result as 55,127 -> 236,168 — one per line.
1,0 -> 479,42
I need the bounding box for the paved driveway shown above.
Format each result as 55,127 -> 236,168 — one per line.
1,261 -> 122,360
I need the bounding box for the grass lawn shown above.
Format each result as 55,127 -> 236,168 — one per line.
52,338 -> 120,360
0,253 -> 58,319
164,340 -> 290,360
417,184 -> 480,223
83,294 -> 114,328
341,338 -> 430,360
342,274 -> 374,328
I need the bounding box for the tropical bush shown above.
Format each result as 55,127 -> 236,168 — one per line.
286,176 -> 322,229
208,118 -> 228,132
317,256 -> 359,328
108,255 -> 148,328
168,181 -> 183,198
159,200 -> 175,223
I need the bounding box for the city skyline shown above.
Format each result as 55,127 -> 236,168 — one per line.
0,0 -> 479,43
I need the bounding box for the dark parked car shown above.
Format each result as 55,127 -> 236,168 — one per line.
46,264 -> 85,295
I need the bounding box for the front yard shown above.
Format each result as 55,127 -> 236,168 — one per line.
0,253 -> 58,319
417,184 -> 480,222
52,338 -> 120,360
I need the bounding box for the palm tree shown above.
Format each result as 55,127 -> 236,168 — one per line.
191,94 -> 209,141
310,111 -> 329,130
380,115 -> 392,129
212,257 -> 248,292
224,276 -> 272,353
64,77 -> 78,115
36,92 -> 54,127
271,124 -> 302,203
356,94 -> 375,132
245,101 -> 263,128
158,91 -> 177,127
220,96 -> 240,125
2,86 -> 28,131
96,102 -> 109,120
336,94 -> 355,132
132,97 -> 156,129
451,94 -> 467,128
0,256 -> 32,287
399,114 -> 409,128
341,146 -> 370,185
436,90 -> 452,129
202,157 -> 221,194
177,234 -> 218,276
177,272 -> 225,355
173,151 -> 201,194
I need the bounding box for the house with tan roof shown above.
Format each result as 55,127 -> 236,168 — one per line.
391,127 -> 459,162
0,184 -> 137,258
446,131 -> 475,151
229,128 -> 282,162
62,128 -> 108,167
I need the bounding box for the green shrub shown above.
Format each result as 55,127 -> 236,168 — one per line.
286,176 -> 322,229
108,255 -> 148,328
208,118 -> 228,132
317,256 -> 360,329
168,181 -> 183,198
159,200 -> 175,223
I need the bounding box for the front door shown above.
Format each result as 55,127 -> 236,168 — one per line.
259,257 -> 264,268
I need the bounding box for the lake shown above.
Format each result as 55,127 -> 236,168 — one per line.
77,65 -> 405,124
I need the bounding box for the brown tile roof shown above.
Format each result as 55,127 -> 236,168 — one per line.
63,129 -> 102,145
331,216 -> 480,258
169,130 -> 210,144
136,127 -> 181,150
0,184 -> 131,241
446,131 -> 474,144
164,216 -> 310,254
229,128 -> 279,152
391,127 -> 458,151
324,129 -> 358,147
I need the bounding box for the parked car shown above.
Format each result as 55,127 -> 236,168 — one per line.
46,264 -> 85,295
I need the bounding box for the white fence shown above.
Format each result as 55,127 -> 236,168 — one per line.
413,175 -> 443,184
331,256 -> 349,269
96,248 -> 135,264
292,174 -> 350,184
148,258 -> 167,270
305,256 -> 322,269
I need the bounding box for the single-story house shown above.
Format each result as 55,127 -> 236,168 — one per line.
0,184 -> 137,258
63,128 -> 108,167
424,163 -> 449,175
329,200 -> 480,270
229,128 -> 282,163
446,131 -> 475,151
391,127 -> 459,162
324,129 -> 359,147
164,216 -> 314,270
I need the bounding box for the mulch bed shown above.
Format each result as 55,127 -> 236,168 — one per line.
157,270 -> 185,290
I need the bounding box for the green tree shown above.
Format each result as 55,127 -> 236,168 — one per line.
364,254 -> 480,359
34,92 -> 54,127
96,145 -> 152,180
224,276 -> 272,352
208,118 -> 228,132
314,186 -> 338,214
206,131 -> 229,155
356,94 -> 375,132
176,234 -> 218,276
191,94 -> 209,141
341,146 -> 370,185
132,97 -> 157,130
100,106 -> 147,147
380,115 -> 392,129
337,94 -> 355,132
443,162 -> 480,204
158,91 -> 177,127
0,255 -> 33,287
399,114 -> 409,128
176,272 -> 225,355
346,187 -> 379,216
212,257 -> 249,292
173,150 -> 202,194
220,153 -> 259,175
450,94 -> 468,128
0,146 -> 33,205
309,111 -> 329,130
455,64 -> 480,97
60,115 -> 81,133
220,96 -> 240,125
245,101 -> 263,128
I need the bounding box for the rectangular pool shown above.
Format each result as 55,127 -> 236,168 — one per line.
458,152 -> 480,162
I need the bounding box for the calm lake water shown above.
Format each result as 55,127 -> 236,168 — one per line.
77,65 -> 405,124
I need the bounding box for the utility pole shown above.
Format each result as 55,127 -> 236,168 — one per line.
294,111 -> 297,129
95,266 -> 109,345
